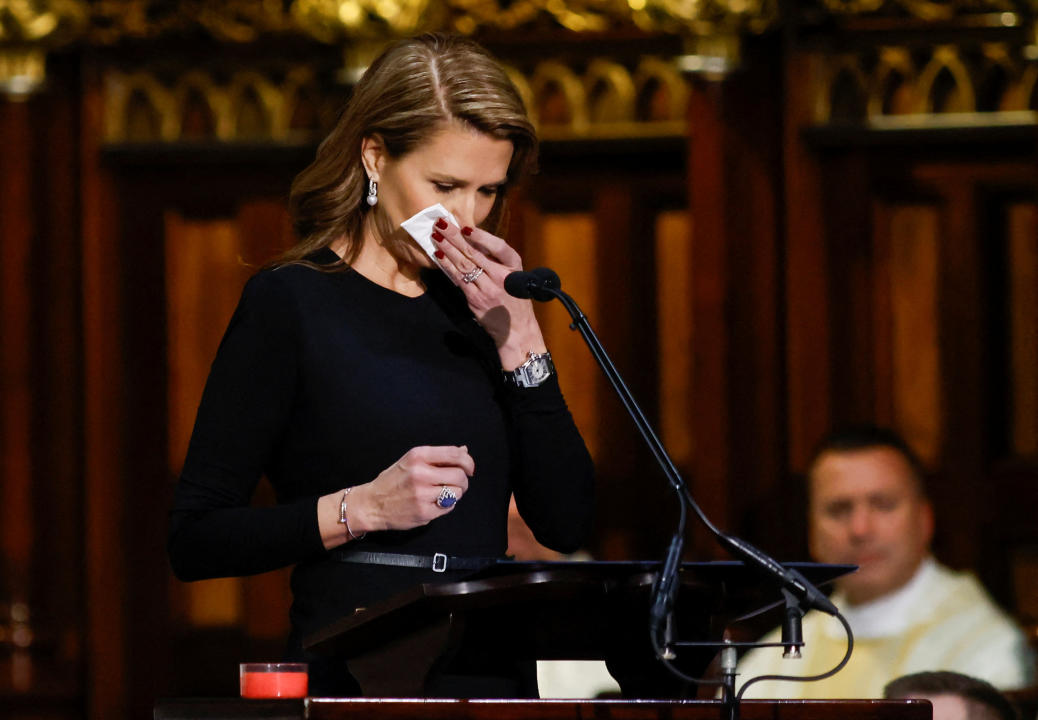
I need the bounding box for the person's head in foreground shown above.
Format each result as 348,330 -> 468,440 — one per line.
807,424 -> 934,605
884,671 -> 1019,720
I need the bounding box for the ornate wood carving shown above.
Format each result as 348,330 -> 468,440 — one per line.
98,55 -> 688,144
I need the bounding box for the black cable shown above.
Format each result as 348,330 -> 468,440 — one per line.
648,629 -> 728,686
644,610 -> 854,691
735,611 -> 855,701
507,269 -> 850,693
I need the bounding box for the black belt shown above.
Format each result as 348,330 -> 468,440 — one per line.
332,550 -> 501,573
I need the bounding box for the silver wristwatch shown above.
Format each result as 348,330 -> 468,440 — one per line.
506,351 -> 554,388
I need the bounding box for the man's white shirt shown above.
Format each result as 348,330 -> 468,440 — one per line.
735,557 -> 1036,698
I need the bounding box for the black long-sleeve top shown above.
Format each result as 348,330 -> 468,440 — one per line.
168,248 -> 594,693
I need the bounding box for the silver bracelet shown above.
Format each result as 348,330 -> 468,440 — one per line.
337,487 -> 366,541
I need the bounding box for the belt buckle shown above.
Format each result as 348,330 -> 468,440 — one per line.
432,553 -> 448,573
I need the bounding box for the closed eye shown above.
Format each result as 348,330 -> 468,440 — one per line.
869,495 -> 900,512
433,182 -> 455,194
823,500 -> 853,519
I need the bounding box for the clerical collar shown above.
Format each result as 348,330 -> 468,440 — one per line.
832,556 -> 937,639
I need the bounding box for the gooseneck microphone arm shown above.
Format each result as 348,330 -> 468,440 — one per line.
506,271 -> 692,647
505,269 -> 838,616
505,268 -> 848,709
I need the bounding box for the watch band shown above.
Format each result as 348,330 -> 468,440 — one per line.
505,351 -> 554,388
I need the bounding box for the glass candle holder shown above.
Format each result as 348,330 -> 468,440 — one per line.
239,663 -> 308,698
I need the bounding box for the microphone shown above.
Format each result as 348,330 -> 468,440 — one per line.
508,264 -> 842,666
504,268 -> 560,302
717,535 -> 838,616
781,587 -> 805,659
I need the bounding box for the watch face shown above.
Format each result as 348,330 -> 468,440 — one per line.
515,354 -> 553,387
528,359 -> 550,383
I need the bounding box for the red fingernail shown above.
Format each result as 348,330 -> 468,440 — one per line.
435,218 -> 448,230
432,230 -> 444,242
462,227 -> 473,237
434,249 -> 445,259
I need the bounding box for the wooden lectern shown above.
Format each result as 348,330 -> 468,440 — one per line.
156,697 -> 932,720
155,561 -> 934,720
302,560 -> 853,698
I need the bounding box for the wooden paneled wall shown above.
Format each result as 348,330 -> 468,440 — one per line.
1,33 -> 1038,720
0,57 -> 85,718
1009,205 -> 1038,455
793,121 -> 1038,570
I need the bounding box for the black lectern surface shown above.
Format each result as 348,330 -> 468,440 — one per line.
303,561 -> 853,698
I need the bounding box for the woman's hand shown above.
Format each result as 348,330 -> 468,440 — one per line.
319,445 -> 474,549
431,219 -> 547,370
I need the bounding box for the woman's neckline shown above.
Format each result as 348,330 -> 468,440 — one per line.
312,246 -> 432,303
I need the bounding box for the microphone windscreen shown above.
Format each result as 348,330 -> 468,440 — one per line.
530,267 -> 561,291
504,271 -> 537,299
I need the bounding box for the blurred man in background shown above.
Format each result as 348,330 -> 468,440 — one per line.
736,426 -> 1035,698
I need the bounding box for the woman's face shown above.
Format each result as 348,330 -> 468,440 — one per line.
362,122 -> 515,266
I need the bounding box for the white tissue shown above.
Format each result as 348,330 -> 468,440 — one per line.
400,203 -> 459,275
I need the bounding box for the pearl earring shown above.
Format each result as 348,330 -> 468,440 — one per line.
366,179 -> 378,207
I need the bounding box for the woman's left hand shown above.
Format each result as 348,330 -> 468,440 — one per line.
432,219 -> 547,370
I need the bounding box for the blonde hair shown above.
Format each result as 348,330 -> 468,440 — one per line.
284,33 -> 538,265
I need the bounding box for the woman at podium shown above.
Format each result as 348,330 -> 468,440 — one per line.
167,33 -> 595,698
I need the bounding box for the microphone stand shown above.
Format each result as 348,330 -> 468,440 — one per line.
515,270 -> 843,716
531,283 -> 691,645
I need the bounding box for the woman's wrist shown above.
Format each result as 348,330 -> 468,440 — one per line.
318,484 -> 373,549
341,482 -> 385,537
499,333 -> 548,371
318,491 -> 346,549
337,487 -> 366,541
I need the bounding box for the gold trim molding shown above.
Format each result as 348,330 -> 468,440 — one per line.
0,0 -> 88,96
101,56 -> 688,144
78,0 -> 777,45
86,0 -> 297,45
103,66 -> 328,142
815,42 -> 1038,122
818,0 -> 1023,22
1,0 -> 766,96
288,0 -> 776,39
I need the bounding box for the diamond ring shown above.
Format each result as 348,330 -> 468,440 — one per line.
462,266 -> 484,284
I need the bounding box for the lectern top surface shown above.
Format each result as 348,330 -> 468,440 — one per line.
463,560 -> 855,586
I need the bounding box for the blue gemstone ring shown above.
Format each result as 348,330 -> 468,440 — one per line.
436,486 -> 458,509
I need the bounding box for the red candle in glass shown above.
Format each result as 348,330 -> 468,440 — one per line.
239,663 -> 308,698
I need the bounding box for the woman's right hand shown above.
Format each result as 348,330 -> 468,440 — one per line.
360,445 -> 474,531
319,446 -> 474,548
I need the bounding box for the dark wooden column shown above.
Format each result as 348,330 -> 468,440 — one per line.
32,58 -> 88,705
0,95 -> 35,611
686,45 -> 787,558
0,58 -> 85,713
80,63 -> 129,720
783,51 -> 832,473
592,182 -> 668,555
936,179 -> 987,570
